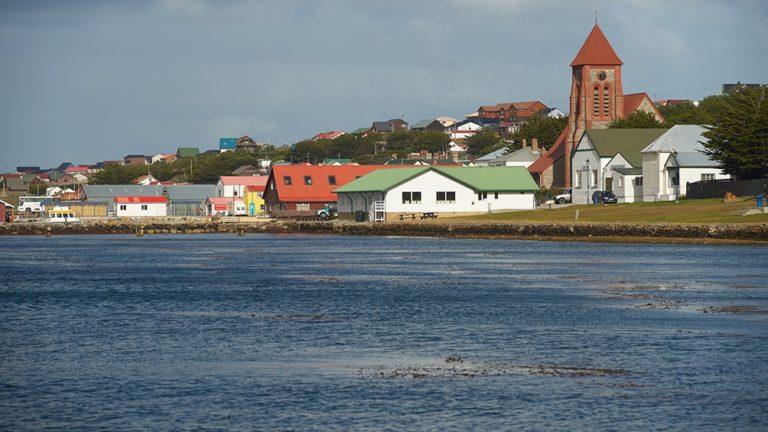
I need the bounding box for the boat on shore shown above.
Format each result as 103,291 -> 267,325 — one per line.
45,206 -> 80,223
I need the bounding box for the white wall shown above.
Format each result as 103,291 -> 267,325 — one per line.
389,170 -> 535,213
116,203 -> 167,217
215,182 -> 245,198
571,149 -> 603,204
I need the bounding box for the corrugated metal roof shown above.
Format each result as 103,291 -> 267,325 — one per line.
642,125 -> 719,168
164,185 -> 216,201
583,129 -> 668,167
219,176 -> 269,186
335,166 -> 539,193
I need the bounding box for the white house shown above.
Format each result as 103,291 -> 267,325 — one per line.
640,125 -> 730,201
448,122 -> 483,140
571,129 -> 667,204
115,196 -> 168,217
215,176 -> 269,199
334,166 -> 539,221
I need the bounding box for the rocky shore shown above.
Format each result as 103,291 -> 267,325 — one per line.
2,218 -> 768,244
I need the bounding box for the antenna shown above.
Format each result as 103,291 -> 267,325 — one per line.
595,10 -> 598,25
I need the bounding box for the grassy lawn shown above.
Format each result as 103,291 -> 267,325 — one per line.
452,197 -> 768,224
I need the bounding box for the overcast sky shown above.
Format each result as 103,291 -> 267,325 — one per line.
1,0 -> 766,172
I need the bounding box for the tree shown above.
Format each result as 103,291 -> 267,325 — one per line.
384,131 -> 416,153
609,110 -> 664,128
413,130 -> 450,153
512,113 -> 567,150
290,140 -> 327,164
702,87 -> 768,179
465,127 -> 503,156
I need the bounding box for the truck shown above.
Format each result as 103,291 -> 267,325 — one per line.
316,204 -> 337,220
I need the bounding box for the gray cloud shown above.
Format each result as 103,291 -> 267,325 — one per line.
1,0 -> 766,171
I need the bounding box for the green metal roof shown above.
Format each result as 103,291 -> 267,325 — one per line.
581,129 -> 668,167
177,147 -> 200,158
334,166 -> 539,193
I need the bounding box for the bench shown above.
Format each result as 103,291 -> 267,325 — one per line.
399,213 -> 417,220
420,212 -> 438,219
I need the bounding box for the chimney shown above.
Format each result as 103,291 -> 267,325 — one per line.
532,137 -> 539,152
522,138 -> 528,148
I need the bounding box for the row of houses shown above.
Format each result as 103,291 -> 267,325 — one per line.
66,165 -> 539,221
569,125 -> 728,204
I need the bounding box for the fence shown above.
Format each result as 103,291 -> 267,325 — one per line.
686,177 -> 768,199
59,201 -> 108,217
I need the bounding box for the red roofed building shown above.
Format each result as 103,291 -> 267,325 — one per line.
529,24 -> 664,188
312,130 -> 346,140
114,196 -> 168,217
63,165 -> 92,174
263,165 -> 391,217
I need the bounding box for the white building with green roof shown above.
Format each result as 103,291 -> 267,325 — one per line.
334,166 -> 539,220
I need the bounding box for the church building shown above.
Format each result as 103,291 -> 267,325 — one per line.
528,24 -> 664,189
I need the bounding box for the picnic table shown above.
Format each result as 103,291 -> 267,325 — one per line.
399,213 -> 417,220
420,212 -> 438,219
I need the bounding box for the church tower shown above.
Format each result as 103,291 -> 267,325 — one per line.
564,24 -> 624,187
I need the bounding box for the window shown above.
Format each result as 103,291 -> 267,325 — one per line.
603,87 -> 610,114
296,203 -> 310,211
141,205 -> 148,211
593,86 -> 600,114
436,191 -> 456,203
283,176 -> 292,185
402,192 -> 421,204
576,171 -> 583,189
618,177 -> 623,188
477,192 -> 487,201
304,176 -> 313,186
233,189 -> 238,197
494,192 -> 499,199
328,175 -> 337,185
635,176 -> 644,186
592,169 -> 598,187
119,204 -> 127,211
701,173 -> 715,181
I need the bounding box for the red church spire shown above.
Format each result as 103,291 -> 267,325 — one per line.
570,24 -> 623,66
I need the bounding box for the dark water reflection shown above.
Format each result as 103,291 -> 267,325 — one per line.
1,234 -> 767,430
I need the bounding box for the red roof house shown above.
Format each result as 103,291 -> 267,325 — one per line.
263,165 -> 392,216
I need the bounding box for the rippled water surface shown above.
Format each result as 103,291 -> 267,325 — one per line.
1,234 -> 767,430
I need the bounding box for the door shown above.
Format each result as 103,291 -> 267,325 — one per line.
605,177 -> 613,192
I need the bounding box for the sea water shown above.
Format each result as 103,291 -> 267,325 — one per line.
1,234 -> 767,431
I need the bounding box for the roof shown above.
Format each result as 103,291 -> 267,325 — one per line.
570,24 -> 623,66
207,197 -> 243,205
623,92 -> 651,117
177,147 -> 200,158
0,199 -> 15,208
219,176 -> 269,187
492,147 -> 542,163
528,128 -> 568,174
411,119 -> 436,129
350,127 -> 371,135
582,129 -> 668,167
220,138 -> 237,150
269,165 -> 390,202
335,166 -> 539,193
642,125 -> 719,168
82,185 -> 164,201
477,147 -> 510,162
164,185 -> 217,201
613,167 -> 642,176
114,196 -> 168,203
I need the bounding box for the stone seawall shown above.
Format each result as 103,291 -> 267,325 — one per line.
2,219 -> 768,243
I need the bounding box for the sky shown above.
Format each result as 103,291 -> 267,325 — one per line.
1,0 -> 766,172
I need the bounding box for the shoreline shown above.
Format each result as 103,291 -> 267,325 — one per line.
2,218 -> 768,245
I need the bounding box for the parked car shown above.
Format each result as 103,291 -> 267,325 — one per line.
316,204 -> 337,220
591,190 -> 618,204
554,188 -> 572,204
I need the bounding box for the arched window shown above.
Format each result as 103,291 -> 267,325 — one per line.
603,86 -> 610,115
593,86 -> 600,114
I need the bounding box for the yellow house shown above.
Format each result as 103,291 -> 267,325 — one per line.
243,186 -> 265,216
